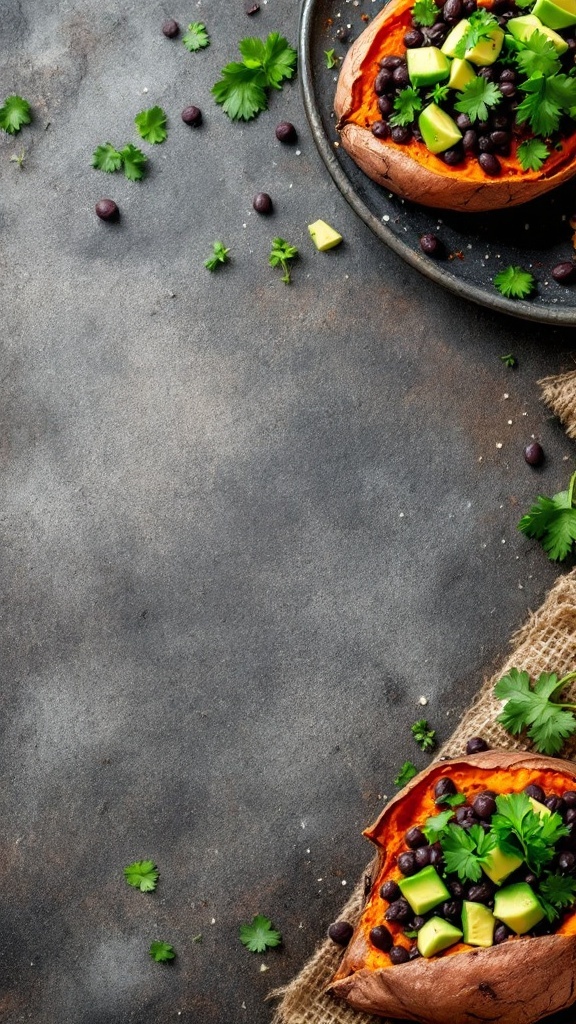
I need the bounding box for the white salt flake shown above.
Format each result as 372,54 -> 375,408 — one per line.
419,696 -> 428,705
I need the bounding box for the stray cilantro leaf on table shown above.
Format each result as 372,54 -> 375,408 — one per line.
135,106 -> 168,145
394,760 -> 418,787
324,49 -> 338,69
411,719 -> 436,752
149,940 -> 176,962
499,353 -> 517,368
493,265 -> 535,300
183,22 -> 210,52
92,143 -> 123,173
269,238 -> 298,284
518,470 -> 576,562
119,143 -> 147,181
494,666 -> 576,754
212,32 -> 297,121
205,241 -> 230,272
239,914 -> 282,952
124,859 -> 159,892
0,95 -> 32,134
411,0 -> 438,26
454,78 -> 502,123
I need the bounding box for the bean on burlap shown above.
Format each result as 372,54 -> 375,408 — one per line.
271,569 -> 576,1024
539,369 -> 576,440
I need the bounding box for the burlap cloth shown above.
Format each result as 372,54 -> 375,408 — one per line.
271,568 -> 576,1024
539,370 -> 576,440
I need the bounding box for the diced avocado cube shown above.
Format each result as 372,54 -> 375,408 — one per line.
507,14 -> 569,52
398,865 -> 451,915
441,19 -> 470,57
493,882 -> 545,935
462,901 -> 496,947
418,103 -> 462,155
417,916 -> 463,958
533,0 -> 576,28
308,220 -> 343,251
482,844 -> 523,886
406,46 -> 450,88
465,27 -> 505,64
448,57 -> 476,90
529,796 -> 552,818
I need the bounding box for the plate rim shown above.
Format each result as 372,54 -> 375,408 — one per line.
298,0 -> 576,326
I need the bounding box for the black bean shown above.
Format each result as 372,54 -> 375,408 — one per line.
559,851 -> 576,873
443,0 -> 463,22
435,776 -> 457,800
429,843 -> 444,868
409,946 -> 422,959
253,192 -> 273,215
449,879 -> 465,898
405,826 -> 427,849
478,66 -> 497,80
245,0 -> 260,12
546,795 -> 566,814
181,105 -> 202,126
478,152 -> 501,176
380,55 -> 404,68
499,68 -> 516,82
462,0 -> 477,11
467,882 -> 494,903
500,81 -> 516,98
392,65 -> 410,87
494,923 -> 511,944
564,791 -> 576,808
566,808 -> 576,825
415,846 -> 431,868
473,792 -> 497,820
328,920 -> 354,945
465,737 -> 489,754
552,262 -> 576,283
490,130 -> 510,147
490,114 -> 510,130
524,784 -> 545,802
404,28 -> 424,46
441,143 -> 465,165
523,872 -> 537,887
275,121 -> 297,144
441,900 -> 462,922
412,915 -> 427,931
385,898 -> 413,924
370,924 -> 393,951
524,442 -> 544,467
455,805 -> 476,825
419,232 -> 444,258
397,851 -> 418,876
455,112 -> 473,131
95,199 -> 119,221
478,136 -> 495,153
378,95 -> 394,117
380,879 -> 401,902
390,125 -> 412,144
372,120 -> 391,139
427,22 -> 448,42
162,18 -> 179,37
389,945 -> 411,964
374,68 -> 393,94
336,25 -> 350,41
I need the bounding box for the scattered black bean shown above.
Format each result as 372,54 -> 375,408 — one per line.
412,915 -> 427,931
523,872 -> 537,887
566,808 -> 576,825
404,27 -> 424,46
441,143 -> 465,165
392,65 -> 411,87
441,900 -> 462,922
409,946 -> 422,959
478,136 -> 496,154
380,54 -> 404,68
390,125 -> 412,144
181,105 -> 202,127
473,792 -> 497,820
467,882 -> 494,903
419,232 -> 444,258
374,68 -> 393,94
328,920 -> 354,945
378,95 -> 394,117
455,112 -> 473,131
380,879 -> 401,902
415,846 -> 431,868
546,795 -> 566,814
564,791 -> 576,808
524,784 -> 545,802
428,843 -> 444,868
524,441 -> 544,467
397,851 -> 418,876
455,805 -> 476,825
478,152 -> 501,176
499,81 -> 516,97
478,66 -> 497,81
443,0 -> 463,23
449,879 -> 465,898
427,22 -> 448,42
385,898 -> 413,924
490,130 -> 511,147
493,923 -> 511,944
370,924 -> 393,952
95,199 -> 119,221
372,120 -> 391,140
253,192 -> 273,214
389,945 -> 411,964
552,261 -> 576,284
336,25 -> 350,41
462,0 -> 477,12
245,1 -> 260,13
434,777 -> 457,800
162,18 -> 179,37
275,121 -> 297,144
499,67 -> 516,82
405,826 -> 427,849
465,737 -> 489,754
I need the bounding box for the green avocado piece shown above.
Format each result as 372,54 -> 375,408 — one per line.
418,103 -> 462,154
462,901 -> 496,947
308,220 -> 343,251
465,27 -> 505,64
407,46 -> 450,88
417,916 -> 463,958
493,882 -> 545,935
533,0 -> 576,28
507,14 -> 569,53
448,57 -> 476,89
398,865 -> 451,915
482,844 -> 523,886
441,19 -> 470,57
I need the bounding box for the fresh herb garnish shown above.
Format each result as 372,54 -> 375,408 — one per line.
429,83 -> 450,105
149,940 -> 176,962
9,147 -> 26,169
516,72 -> 576,137
183,22 -> 210,52
538,873 -> 576,921
435,791 -> 467,807
495,667 -> 576,753
119,143 -> 147,181
517,137 -> 550,172
491,792 -> 569,872
92,142 -> 147,180
518,470 -> 576,562
0,95 -> 32,134
454,10 -> 500,58
441,823 -> 497,881
212,33 -> 297,121
390,87 -> 423,127
412,0 -> 439,26
394,760 -> 418,786
269,237 -> 298,284
499,353 -> 517,368
324,48 -> 338,69
514,31 -> 561,78
422,808 -> 454,842
92,142 -> 124,173
204,241 -> 231,272
493,265 -> 535,299
411,719 -> 436,752
454,77 -> 503,123
135,106 -> 168,144
239,915 -> 282,952
124,860 -> 159,892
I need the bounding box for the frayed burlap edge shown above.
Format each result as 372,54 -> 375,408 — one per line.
270,568 -> 576,1024
539,369 -> 576,440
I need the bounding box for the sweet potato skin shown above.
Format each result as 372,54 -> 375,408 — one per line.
328,751 -> 576,1023
334,0 -> 576,211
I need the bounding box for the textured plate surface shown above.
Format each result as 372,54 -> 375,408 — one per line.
299,0 -> 576,324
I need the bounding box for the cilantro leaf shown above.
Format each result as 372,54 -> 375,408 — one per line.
390,87 -> 423,127
495,667 -> 576,754
515,30 -> 561,78
269,237 -> 298,284
119,143 -> 147,181
394,760 -> 418,786
412,0 -> 439,26
183,22 -> 210,52
517,137 -> 550,172
124,860 -> 159,892
518,471 -> 576,562
205,241 -> 230,272
422,808 -> 454,842
454,10 -> 500,58
257,32 -> 298,89
135,106 -> 168,145
500,353 -> 517,367
239,914 -> 282,952
212,34 -> 296,121
324,48 -> 338,69
454,77 -> 503,123
149,940 -> 176,962
429,83 -> 450,105
493,265 -> 535,299
0,95 -> 32,134
538,873 -> 576,921
92,142 -> 123,173
441,823 -> 496,881
492,792 -> 569,872
435,792 -> 467,807
516,73 -> 576,137
411,719 -> 436,752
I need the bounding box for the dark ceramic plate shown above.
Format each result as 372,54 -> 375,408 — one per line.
299,0 -> 576,324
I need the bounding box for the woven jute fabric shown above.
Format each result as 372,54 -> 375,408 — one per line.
271,568 -> 576,1024
539,370 -> 576,440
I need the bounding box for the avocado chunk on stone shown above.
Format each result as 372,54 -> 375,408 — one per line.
448,57 -> 476,90
533,0 -> 576,29
493,882 -> 545,935
482,844 -> 523,886
462,901 -> 496,947
507,13 -> 569,52
407,46 -> 450,88
418,103 -> 462,155
398,865 -> 450,915
308,220 -> 343,251
417,917 -> 463,958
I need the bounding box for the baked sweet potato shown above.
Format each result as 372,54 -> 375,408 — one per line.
334,0 -> 576,210
328,750 -> 576,1023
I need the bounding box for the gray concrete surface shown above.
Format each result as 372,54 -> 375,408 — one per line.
2,2 -> 576,1022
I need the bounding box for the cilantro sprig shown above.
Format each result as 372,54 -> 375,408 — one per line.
538,873 -> 576,921
454,77 -> 503,123
454,10 -> 500,58
183,22 -> 210,52
422,808 -> 454,842
411,719 -> 436,752
394,760 -> 418,786
516,72 -> 576,137
495,667 -> 576,754
491,792 -> 569,872
204,241 -> 231,272
92,142 -> 147,181
493,265 -> 535,300
440,823 -> 496,881
135,106 -> 168,145
517,138 -> 550,172
239,914 -> 282,952
269,238 -> 298,284
124,859 -> 159,892
0,95 -> 32,134
212,33 -> 297,121
149,940 -> 176,962
518,470 -> 576,562
412,0 -> 439,26
390,87 -> 423,127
